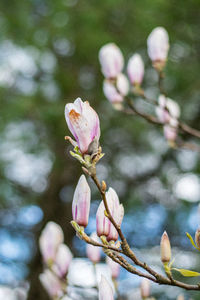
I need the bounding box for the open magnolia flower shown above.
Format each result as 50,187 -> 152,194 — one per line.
65,98 -> 100,154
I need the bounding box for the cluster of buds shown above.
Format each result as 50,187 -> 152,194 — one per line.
99,27 -> 183,147
71,175 -> 124,246
39,221 -> 73,298
99,27 -> 169,107
156,95 -> 180,145
99,43 -> 129,110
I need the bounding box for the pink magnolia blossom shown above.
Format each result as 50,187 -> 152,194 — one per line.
99,43 -> 124,79
127,53 -> 144,85
147,27 -> 169,63
98,275 -> 114,300
106,256 -> 120,279
39,221 -> 64,264
163,125 -> 177,142
52,244 -> 73,278
72,175 -> 91,227
106,188 -> 124,242
39,270 -> 63,298
103,73 -> 129,104
156,95 -> 180,124
96,188 -> 124,241
65,98 -> 100,154
96,200 -> 110,238
86,232 -> 101,263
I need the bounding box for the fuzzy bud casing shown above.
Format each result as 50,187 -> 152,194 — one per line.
160,231 -> 171,263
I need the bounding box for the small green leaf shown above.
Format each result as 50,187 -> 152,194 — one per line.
173,268 -> 200,277
186,232 -> 198,249
169,258 -> 175,269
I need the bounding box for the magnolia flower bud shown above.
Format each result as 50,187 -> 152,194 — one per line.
103,73 -> 129,104
39,221 -> 64,264
65,97 -> 100,154
127,53 -> 144,85
86,232 -> 101,263
195,228 -> 200,249
39,270 -> 63,298
156,95 -> 180,124
147,27 -> 169,68
72,175 -> 91,227
52,244 -> 73,278
163,125 -> 177,142
98,275 -> 114,300
106,256 -> 120,279
99,43 -> 124,79
140,278 -> 150,299
106,188 -> 124,242
96,200 -> 110,237
160,231 -> 171,263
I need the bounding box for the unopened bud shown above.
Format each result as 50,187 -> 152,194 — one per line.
140,278 -> 150,299
99,43 -> 124,79
195,228 -> 200,249
147,27 -> 169,70
98,275 -> 114,300
160,231 -> 171,263
39,222 -> 64,264
106,188 -> 124,242
102,180 -> 107,192
163,125 -> 177,143
127,53 -> 144,86
177,295 -> 184,300
72,175 -> 91,227
52,244 -> 73,278
39,270 -> 63,298
96,201 -> 110,237
86,232 -> 101,263
106,256 -> 120,279
103,73 -> 129,104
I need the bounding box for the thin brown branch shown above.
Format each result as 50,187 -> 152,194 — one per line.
90,172 -> 200,291
179,122 -> 200,139
106,250 -> 157,283
130,89 -> 200,140
123,97 -> 200,151
81,232 -> 122,253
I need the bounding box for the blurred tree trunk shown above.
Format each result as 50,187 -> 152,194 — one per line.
27,145 -> 78,300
